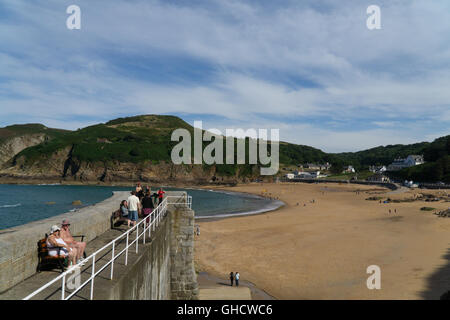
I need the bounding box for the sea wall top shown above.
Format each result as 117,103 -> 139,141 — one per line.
0,190 -> 129,293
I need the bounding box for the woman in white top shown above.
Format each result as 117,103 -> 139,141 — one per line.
47,225 -> 78,266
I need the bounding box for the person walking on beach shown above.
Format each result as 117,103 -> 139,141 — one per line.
127,191 -> 140,228
235,272 -> 240,287
230,272 -> 234,286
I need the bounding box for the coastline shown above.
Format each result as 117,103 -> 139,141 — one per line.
194,182 -> 450,299
190,186 -> 285,221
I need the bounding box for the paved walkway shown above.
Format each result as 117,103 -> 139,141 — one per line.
0,221 -> 157,300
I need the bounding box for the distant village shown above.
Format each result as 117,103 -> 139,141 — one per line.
284,155 -> 425,187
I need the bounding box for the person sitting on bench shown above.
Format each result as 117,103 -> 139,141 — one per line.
60,219 -> 86,265
47,225 -> 78,267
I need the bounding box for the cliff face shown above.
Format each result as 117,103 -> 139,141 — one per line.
0,134 -> 47,167
0,115 -> 263,184
0,145 -> 240,184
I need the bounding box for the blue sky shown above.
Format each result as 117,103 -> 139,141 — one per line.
0,0 -> 449,152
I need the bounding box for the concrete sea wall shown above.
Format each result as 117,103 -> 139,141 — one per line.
0,190 -> 198,300
0,191 -> 127,293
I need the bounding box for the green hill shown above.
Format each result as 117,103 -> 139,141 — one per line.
1,115 -> 449,183
0,123 -> 68,143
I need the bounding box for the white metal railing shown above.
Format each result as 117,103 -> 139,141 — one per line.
23,194 -> 192,300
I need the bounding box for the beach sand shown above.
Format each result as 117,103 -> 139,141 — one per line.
194,182 -> 450,299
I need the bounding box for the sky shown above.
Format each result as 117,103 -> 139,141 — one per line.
0,0 -> 449,152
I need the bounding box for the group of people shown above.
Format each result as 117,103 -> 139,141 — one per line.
120,184 -> 166,228
46,219 -> 87,267
229,271 -> 240,287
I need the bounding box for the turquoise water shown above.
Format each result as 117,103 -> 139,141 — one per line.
0,184 -> 280,230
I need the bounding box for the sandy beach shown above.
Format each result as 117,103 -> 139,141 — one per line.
194,182 -> 450,299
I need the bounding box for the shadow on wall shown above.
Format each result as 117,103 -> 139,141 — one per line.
420,247 -> 450,300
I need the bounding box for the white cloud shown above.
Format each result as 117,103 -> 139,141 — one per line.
0,0 -> 449,152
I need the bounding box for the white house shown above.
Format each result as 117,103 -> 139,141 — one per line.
343,165 -> 355,173
387,155 -> 424,171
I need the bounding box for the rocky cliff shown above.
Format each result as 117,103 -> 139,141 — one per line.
0,134 -> 47,167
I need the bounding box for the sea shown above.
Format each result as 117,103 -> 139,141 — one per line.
0,184 -> 283,230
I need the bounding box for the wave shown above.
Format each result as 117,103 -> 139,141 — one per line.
0,203 -> 22,208
195,199 -> 284,220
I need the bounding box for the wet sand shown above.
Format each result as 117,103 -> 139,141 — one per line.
194,182 -> 450,299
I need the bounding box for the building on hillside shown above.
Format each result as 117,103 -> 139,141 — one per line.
367,173 -> 390,183
303,163 -> 331,171
343,165 -> 355,173
369,165 -> 387,174
387,155 -> 424,171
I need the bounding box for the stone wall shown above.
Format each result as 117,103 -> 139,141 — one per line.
108,201 -> 198,300
109,215 -> 172,300
170,204 -> 199,299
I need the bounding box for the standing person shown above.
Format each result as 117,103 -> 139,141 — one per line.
230,272 -> 234,287
136,183 -> 144,200
196,225 -> 200,236
127,191 -> 140,228
141,191 -> 154,224
157,188 -> 166,205
60,219 -> 86,265
235,272 -> 240,287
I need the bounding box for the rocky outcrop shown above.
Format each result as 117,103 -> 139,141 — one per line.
0,149 -> 248,185
0,134 -> 47,167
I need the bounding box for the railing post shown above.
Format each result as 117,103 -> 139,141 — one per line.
125,233 -> 129,266
149,211 -> 152,238
152,211 -> 155,231
136,223 -> 139,253
110,241 -> 115,280
143,219 -> 146,244
61,274 -> 66,300
90,254 -> 96,300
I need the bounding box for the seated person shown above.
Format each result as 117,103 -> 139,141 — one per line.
60,219 -> 86,265
47,225 -> 78,267
120,200 -> 129,218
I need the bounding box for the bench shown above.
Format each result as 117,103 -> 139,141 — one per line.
36,234 -> 87,272
36,235 -> 68,272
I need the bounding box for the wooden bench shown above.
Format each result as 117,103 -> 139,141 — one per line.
36,235 -> 67,272
36,234 -> 87,272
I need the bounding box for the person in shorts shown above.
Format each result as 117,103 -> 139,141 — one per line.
127,191 -> 140,228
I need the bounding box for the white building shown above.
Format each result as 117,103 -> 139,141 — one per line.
369,165 -> 387,174
343,165 -> 355,173
387,155 -> 424,171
